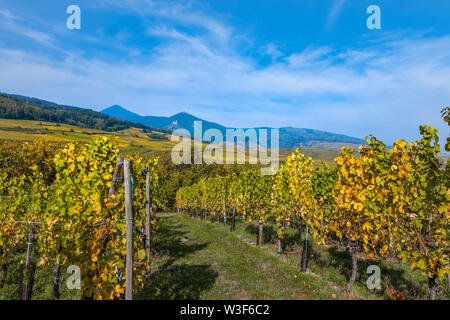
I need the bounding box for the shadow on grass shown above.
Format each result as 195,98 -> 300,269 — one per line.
325,246 -> 428,299
137,264 -> 218,299
137,217 -> 218,300
152,217 -> 207,263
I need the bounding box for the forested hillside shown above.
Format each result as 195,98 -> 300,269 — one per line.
0,93 -> 170,133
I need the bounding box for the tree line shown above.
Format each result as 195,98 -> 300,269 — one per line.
0,93 -> 170,133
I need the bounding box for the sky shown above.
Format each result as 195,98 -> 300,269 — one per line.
0,0 -> 449,144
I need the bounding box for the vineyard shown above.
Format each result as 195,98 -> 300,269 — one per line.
176,123 -> 449,300
0,137 -> 159,300
0,111 -> 449,300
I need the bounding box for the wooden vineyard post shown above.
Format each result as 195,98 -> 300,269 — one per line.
0,262 -> 6,288
124,159 -> 133,300
258,215 -> 263,247
300,222 -> 309,272
223,198 -> 227,227
231,201 -> 236,232
52,262 -> 61,300
108,156 -> 123,201
144,167 -> 151,275
107,157 -> 126,299
23,222 -> 34,300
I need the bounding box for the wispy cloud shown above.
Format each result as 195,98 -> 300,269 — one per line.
0,8 -> 17,20
285,46 -> 332,68
325,0 -> 348,30
100,0 -> 232,43
263,43 -> 283,61
0,8 -> 68,54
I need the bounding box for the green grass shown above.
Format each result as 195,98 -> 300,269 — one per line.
137,214 -> 341,300
138,213 -> 449,300
226,217 -> 449,300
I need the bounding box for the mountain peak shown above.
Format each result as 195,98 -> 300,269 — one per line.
102,105 -> 142,120
103,105 -> 126,111
170,111 -> 199,120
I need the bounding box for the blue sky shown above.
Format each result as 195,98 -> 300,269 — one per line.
0,0 -> 449,144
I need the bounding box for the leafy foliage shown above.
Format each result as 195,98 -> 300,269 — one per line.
0,137 -> 160,299
176,114 -> 449,299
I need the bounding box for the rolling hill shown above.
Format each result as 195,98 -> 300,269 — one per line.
0,118 -> 176,154
0,93 -> 170,134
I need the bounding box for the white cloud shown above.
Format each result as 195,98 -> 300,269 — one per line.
99,0 -> 232,43
285,46 -> 332,68
263,43 -> 283,61
0,1 -> 449,144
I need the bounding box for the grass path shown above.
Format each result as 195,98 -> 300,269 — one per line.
137,214 -> 342,300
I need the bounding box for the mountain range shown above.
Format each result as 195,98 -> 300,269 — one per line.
0,91 -> 366,150
102,105 -> 366,149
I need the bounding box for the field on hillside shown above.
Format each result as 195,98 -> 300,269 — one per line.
0,118 -> 343,165
0,118 -> 176,153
